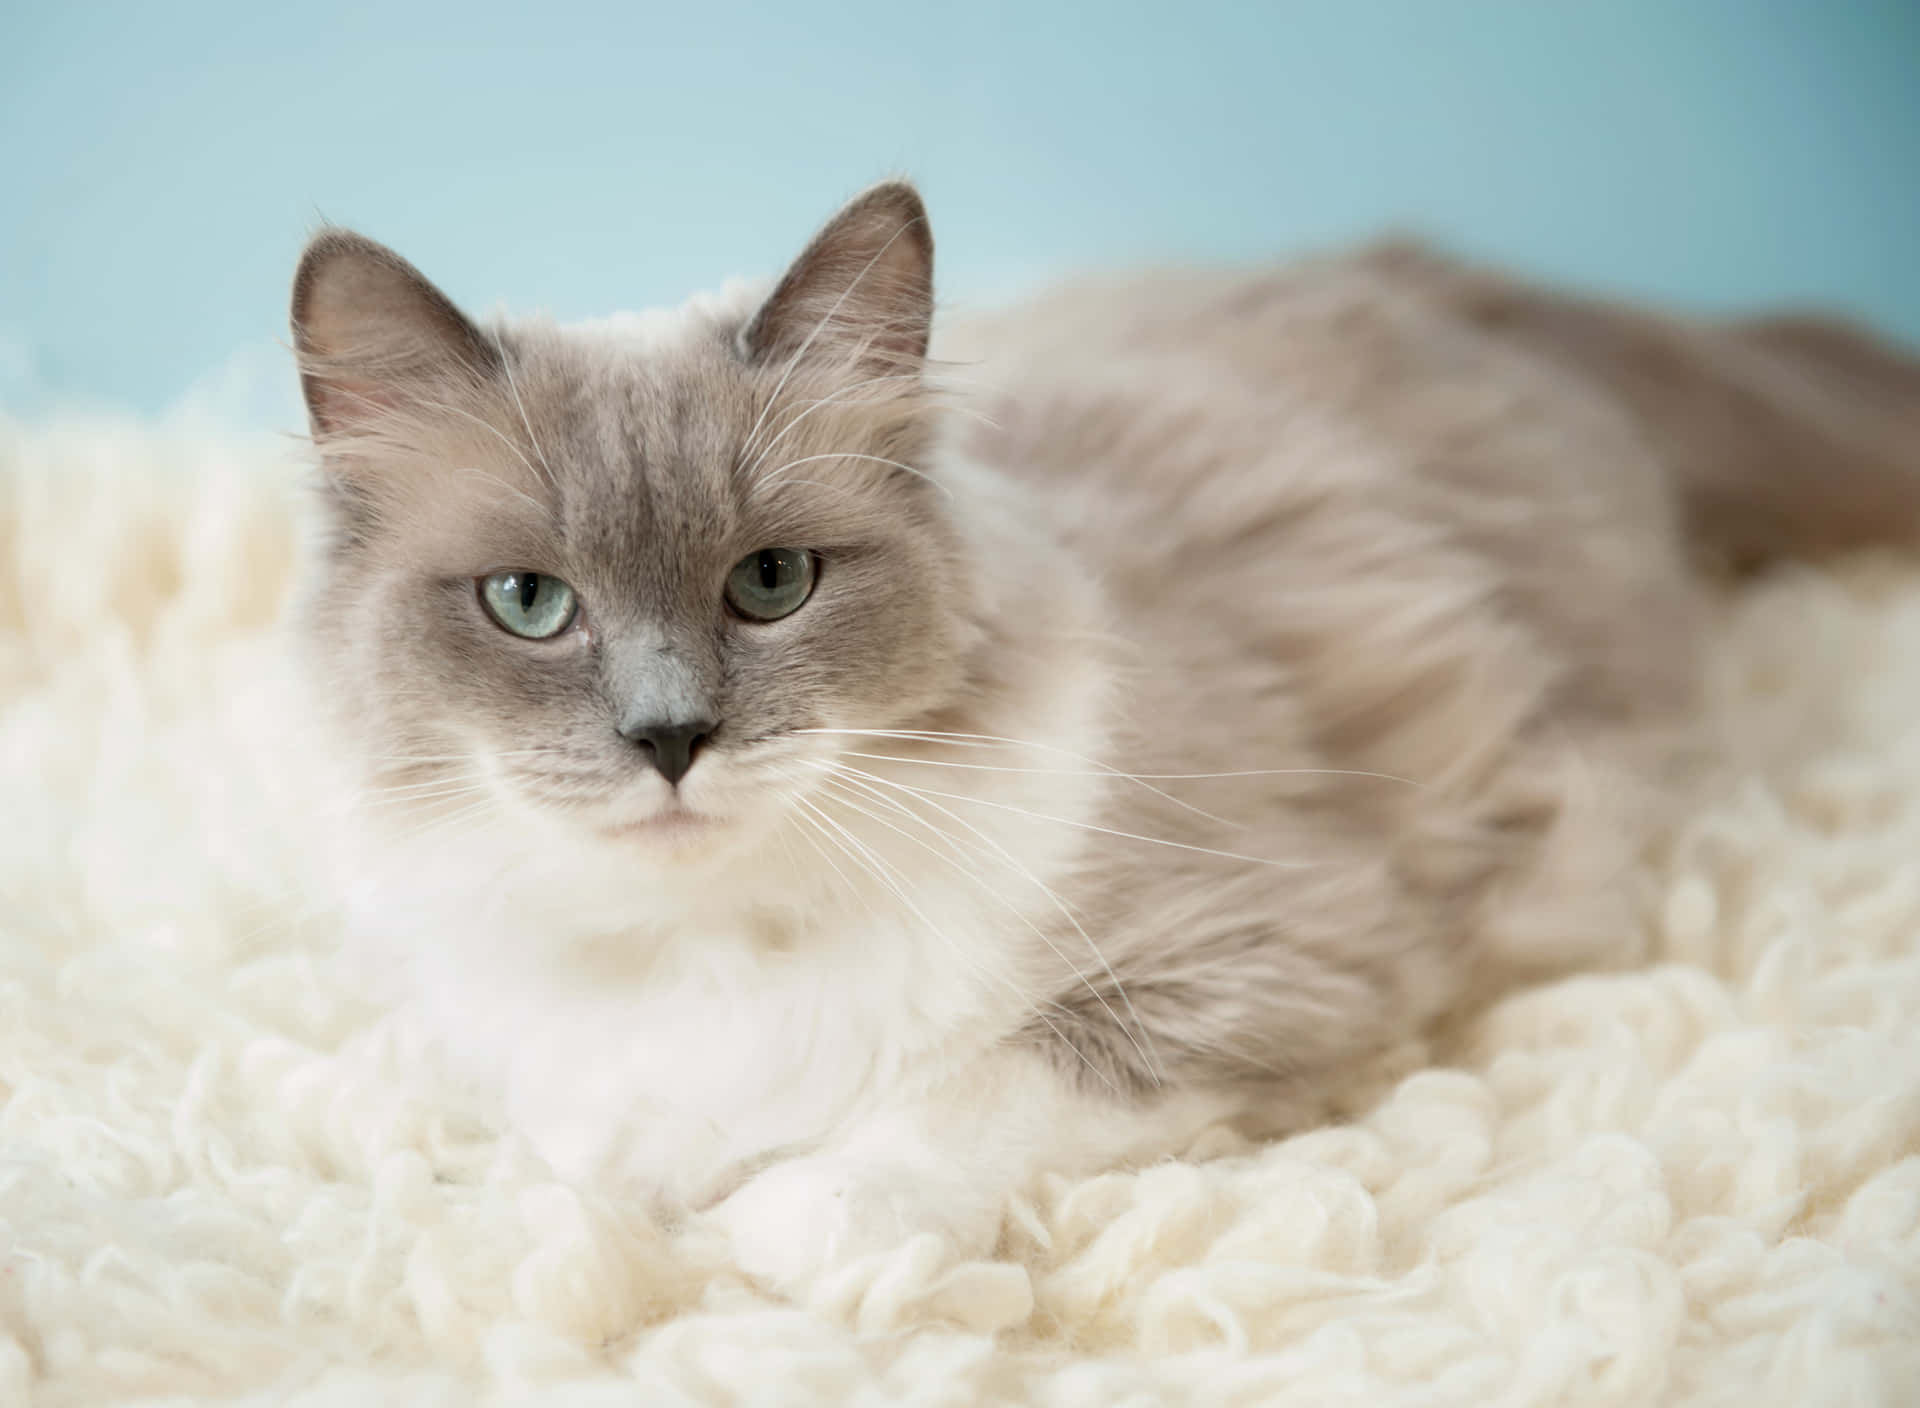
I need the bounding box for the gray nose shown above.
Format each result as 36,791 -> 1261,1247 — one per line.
619,718 -> 716,786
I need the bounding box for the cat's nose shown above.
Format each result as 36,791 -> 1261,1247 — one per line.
620,717 -> 716,786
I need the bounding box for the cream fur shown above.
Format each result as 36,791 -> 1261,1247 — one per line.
2,416 -> 1917,1402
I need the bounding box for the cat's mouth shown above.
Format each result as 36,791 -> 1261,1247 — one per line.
599,808 -> 717,845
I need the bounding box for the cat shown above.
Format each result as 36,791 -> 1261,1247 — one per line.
290,181 -> 1920,1288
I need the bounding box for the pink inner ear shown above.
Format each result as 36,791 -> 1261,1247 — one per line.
309,372 -> 400,435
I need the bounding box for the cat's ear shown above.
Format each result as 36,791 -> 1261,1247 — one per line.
290,229 -> 498,440
743,181 -> 934,376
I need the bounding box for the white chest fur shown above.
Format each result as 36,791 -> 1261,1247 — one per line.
349,825 -> 1027,1211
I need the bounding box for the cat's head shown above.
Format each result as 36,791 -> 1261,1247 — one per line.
292,183 -> 987,873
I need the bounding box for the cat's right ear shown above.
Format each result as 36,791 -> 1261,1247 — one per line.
742,181 -> 934,378
290,229 -> 498,442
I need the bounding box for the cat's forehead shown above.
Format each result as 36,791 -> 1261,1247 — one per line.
518,315 -> 755,455
458,311 -> 929,584
527,279 -> 771,468
497,320 -> 756,548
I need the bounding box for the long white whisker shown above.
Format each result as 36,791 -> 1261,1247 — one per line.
790,788 -> 1112,1091
811,762 -> 1317,871
360,748 -> 554,766
832,748 -> 1240,830
490,329 -> 558,489
777,793 -> 875,918
799,728 -> 1426,790
388,796 -> 500,843
352,386 -> 547,489
454,465 -> 547,517
740,371 -> 925,479
737,214 -> 927,466
816,769 -> 1158,1084
821,760 -> 1163,1079
755,451 -> 952,501
358,781 -> 496,806
744,478 -> 865,498
828,748 -> 1423,789
813,774 -> 1008,886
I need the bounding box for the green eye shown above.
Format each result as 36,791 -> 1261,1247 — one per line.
725,548 -> 817,621
479,570 -> 578,639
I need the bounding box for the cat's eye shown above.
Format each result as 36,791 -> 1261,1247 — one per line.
725,548 -> 817,621
478,570 -> 578,639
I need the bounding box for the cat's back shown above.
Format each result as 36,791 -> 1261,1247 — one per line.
946,244 -> 1670,541
935,249 -> 1709,1090
945,247 -> 1699,777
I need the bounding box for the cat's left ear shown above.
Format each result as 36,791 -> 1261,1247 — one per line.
290,228 -> 499,443
743,181 -> 934,376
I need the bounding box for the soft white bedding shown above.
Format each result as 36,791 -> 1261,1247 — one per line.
1,418 -> 1915,1405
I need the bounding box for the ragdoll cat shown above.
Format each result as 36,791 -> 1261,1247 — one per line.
290,181 -> 1920,1288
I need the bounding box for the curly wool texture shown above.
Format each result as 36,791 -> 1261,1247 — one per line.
1,418 -> 1917,1405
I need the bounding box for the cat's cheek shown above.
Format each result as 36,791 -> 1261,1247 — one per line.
711,1154 -> 999,1292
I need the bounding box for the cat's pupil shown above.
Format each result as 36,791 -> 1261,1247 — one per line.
477,568 -> 576,639
723,547 -> 816,620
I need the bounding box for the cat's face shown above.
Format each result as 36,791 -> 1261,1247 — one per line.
294,184 -> 976,866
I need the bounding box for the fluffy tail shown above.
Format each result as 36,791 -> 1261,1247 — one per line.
1387,246 -> 1920,568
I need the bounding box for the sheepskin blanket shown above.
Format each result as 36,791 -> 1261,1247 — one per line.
2,417 -> 1917,1407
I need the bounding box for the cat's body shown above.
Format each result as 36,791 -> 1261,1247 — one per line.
293,185 -> 1920,1285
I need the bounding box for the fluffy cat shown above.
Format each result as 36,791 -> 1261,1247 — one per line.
290,181 -> 1920,1288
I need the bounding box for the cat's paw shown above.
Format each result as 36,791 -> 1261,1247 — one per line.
711,1154 -> 980,1292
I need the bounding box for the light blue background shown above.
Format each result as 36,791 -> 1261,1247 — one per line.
3,1 -> 1916,425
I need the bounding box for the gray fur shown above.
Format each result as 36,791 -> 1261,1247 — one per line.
292,182 -> 1920,1128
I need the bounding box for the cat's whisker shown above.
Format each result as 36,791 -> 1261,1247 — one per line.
453,465 -> 548,517
739,371 -> 927,479
814,772 -> 1017,891
355,774 -> 498,801
811,766 -> 999,862
802,795 -> 1098,1068
780,805 -> 874,919
490,329 -> 560,490
352,385 -> 548,490
359,763 -> 497,783
348,767 -> 504,819
800,728 -> 1428,790
358,790 -> 495,815
736,213 -> 929,467
768,756 -> 879,891
809,760 -> 1320,871
744,478 -> 865,499
808,730 -> 1280,835
807,725 -> 1419,829
370,791 -> 499,822
813,770 -> 1159,1085
304,780 -> 497,825
360,749 -> 553,767
392,798 -> 501,848
827,747 -> 1426,790
832,747 -> 1242,830
755,451 -> 952,501
790,786 -> 1112,1091
738,371 -> 990,480
819,764 -> 1162,1085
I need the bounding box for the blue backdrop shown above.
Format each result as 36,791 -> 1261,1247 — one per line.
3,0 -> 1916,425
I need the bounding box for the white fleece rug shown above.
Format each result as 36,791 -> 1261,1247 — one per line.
1,416 -> 1917,1406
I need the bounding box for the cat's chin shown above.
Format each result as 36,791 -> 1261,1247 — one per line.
597,809 -> 721,848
